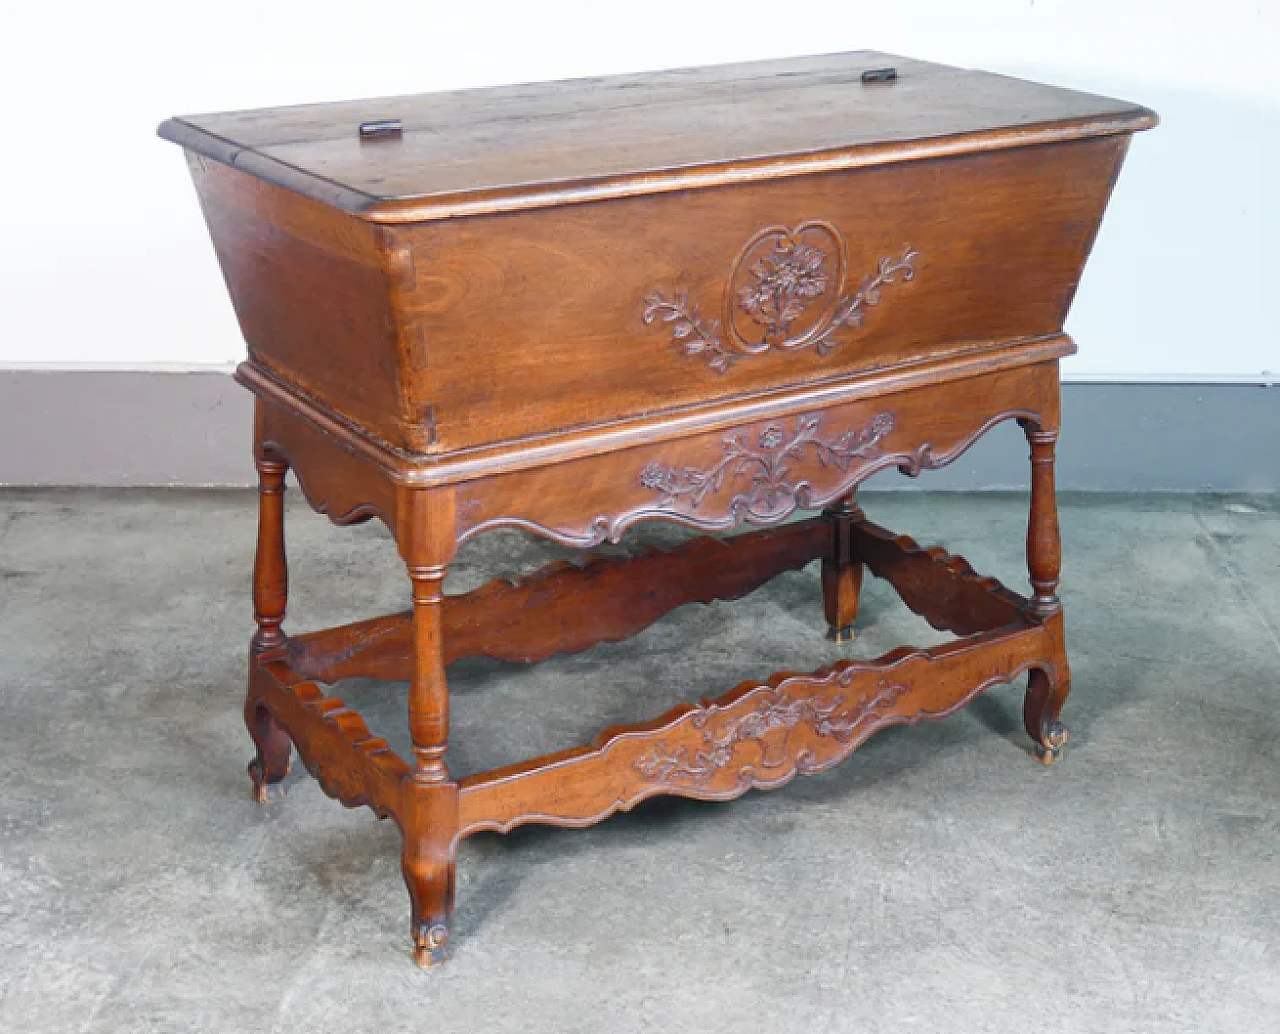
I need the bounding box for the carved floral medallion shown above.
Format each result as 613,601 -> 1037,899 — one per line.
633,679 -> 909,787
638,412 -> 894,517
643,220 -> 918,372
736,237 -> 831,340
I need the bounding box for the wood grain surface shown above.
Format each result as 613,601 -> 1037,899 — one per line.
162,50 -> 1151,967
159,50 -> 1154,221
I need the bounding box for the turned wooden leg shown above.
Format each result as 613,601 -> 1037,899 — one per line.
1021,422 -> 1070,764
247,450 -> 292,801
397,488 -> 460,969
822,494 -> 865,643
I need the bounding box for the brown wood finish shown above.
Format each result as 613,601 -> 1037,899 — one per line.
380,138 -> 1126,453
245,432 -> 291,803
161,51 -> 1153,967
455,615 -> 1062,836
159,51 -> 1153,221
444,359 -> 1060,547
822,495 -> 865,642
290,518 -> 831,683
190,141 -> 1124,456
1020,419 -> 1071,762
849,518 -> 1030,637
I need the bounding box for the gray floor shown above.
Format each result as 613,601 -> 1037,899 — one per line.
1,490 -> 1277,1033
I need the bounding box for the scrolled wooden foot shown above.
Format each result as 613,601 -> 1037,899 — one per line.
248,755 -> 292,802
411,922 -> 450,970
1024,666 -> 1070,765
1031,720 -> 1070,766
245,697 -> 293,803
401,781 -> 458,971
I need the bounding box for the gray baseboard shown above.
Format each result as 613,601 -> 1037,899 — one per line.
0,369 -> 1274,491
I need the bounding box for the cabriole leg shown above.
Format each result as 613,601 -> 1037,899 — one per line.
247,448 -> 292,800
822,493 -> 865,643
245,696 -> 291,803
401,781 -> 459,970
1025,666 -> 1070,766
1021,422 -> 1071,764
397,488 -> 460,969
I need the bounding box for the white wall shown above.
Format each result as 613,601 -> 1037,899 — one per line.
1,0 -> 1275,381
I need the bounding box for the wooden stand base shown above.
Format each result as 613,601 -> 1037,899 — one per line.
245,511 -> 1070,968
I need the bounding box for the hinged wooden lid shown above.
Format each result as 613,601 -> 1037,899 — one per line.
159,50 -> 1155,223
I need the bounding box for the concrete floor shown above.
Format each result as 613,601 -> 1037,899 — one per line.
0,490 -> 1277,1033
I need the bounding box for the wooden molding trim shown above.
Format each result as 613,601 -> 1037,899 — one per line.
234,334 -> 1074,485
159,112 -> 1156,224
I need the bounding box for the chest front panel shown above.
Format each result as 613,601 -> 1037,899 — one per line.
387,136 -> 1126,453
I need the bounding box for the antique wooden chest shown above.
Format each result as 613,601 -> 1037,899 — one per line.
160,51 -> 1155,967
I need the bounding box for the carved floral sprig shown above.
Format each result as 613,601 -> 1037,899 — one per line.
642,291 -> 737,373
634,680 -> 909,787
638,412 -> 894,515
822,248 -> 918,354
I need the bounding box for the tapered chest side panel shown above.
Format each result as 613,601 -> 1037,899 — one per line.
187,156 -> 415,450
